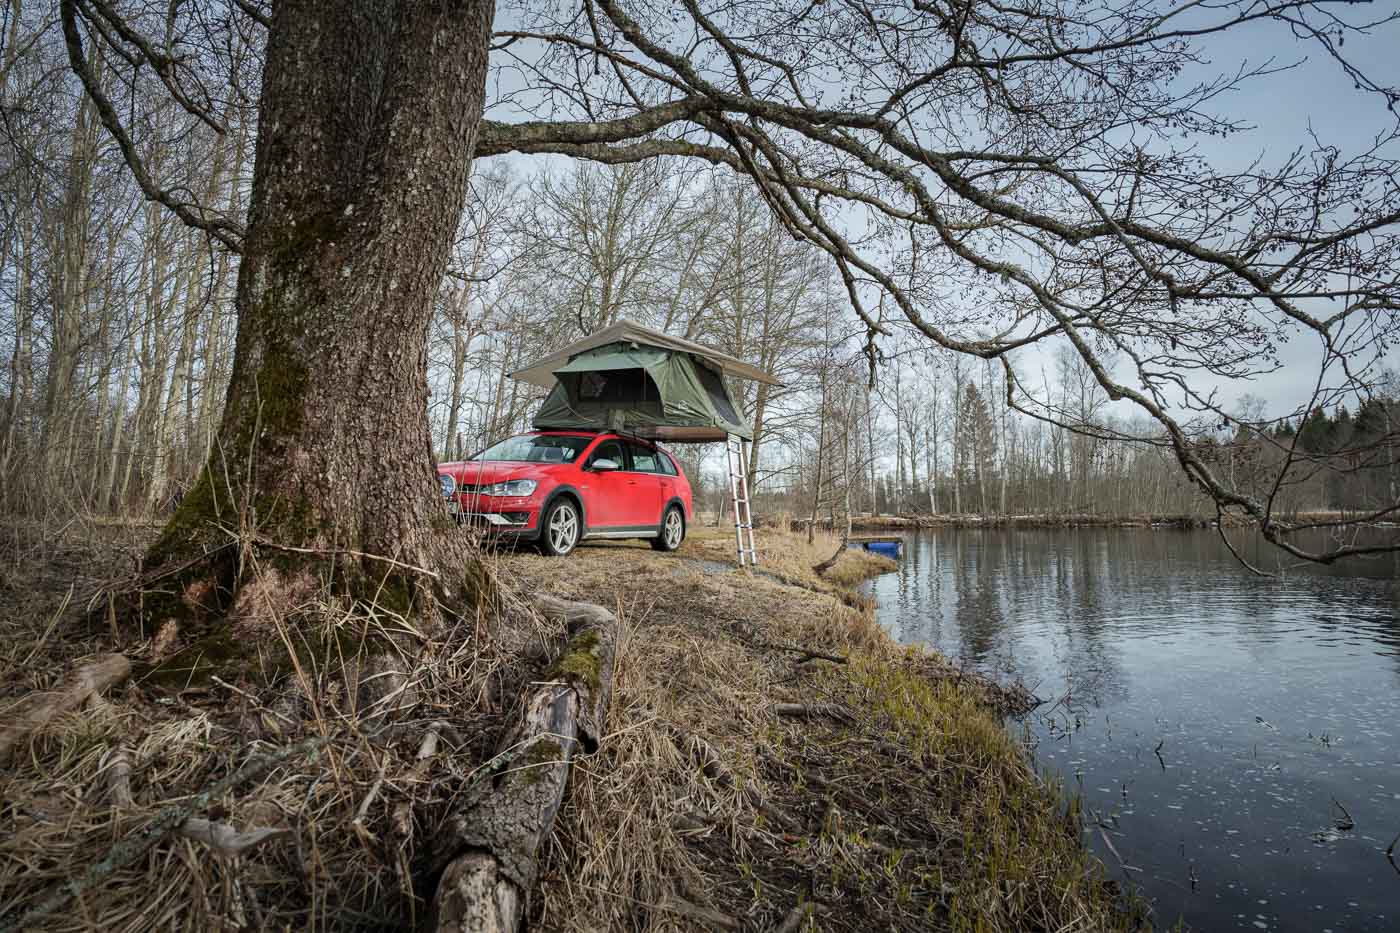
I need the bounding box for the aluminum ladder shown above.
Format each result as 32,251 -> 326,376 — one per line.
725,434 -> 758,567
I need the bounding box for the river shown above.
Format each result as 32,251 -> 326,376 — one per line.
863,527 -> 1400,932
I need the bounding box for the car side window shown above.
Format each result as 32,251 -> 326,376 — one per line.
626,441 -> 661,473
589,439 -> 625,468
657,452 -> 678,476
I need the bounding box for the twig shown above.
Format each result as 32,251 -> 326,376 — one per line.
211,675 -> 296,725
1331,797 -> 1355,831
1093,818 -> 1143,877
776,903 -> 813,933
23,583 -> 74,665
752,641 -> 848,665
393,723 -> 448,838
178,819 -> 289,858
773,702 -> 853,723
102,745 -> 134,807
665,723 -> 735,787
352,751 -> 391,842
0,734 -> 328,932
660,895 -> 738,930
251,536 -> 441,580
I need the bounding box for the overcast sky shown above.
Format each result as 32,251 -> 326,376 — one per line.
482,6 -> 1400,426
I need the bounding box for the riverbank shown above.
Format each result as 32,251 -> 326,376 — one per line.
0,520 -> 1140,931
800,509 -> 1387,531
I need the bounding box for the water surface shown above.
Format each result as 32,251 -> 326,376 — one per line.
864,528 -> 1400,932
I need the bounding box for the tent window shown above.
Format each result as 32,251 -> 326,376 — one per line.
576,368 -> 656,403
694,363 -> 740,424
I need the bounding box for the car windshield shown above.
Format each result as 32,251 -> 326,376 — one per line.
470,434 -> 592,463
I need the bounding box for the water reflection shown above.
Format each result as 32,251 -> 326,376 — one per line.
865,527 -> 1400,932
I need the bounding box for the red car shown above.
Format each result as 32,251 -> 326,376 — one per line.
437,431 -> 692,556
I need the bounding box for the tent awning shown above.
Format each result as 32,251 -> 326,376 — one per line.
511,319 -> 783,388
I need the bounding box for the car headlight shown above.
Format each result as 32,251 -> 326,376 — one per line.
438,474 -> 455,498
484,479 -> 537,497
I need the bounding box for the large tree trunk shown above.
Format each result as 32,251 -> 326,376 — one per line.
138,0 -> 495,633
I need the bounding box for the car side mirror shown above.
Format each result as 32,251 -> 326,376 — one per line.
591,458 -> 620,471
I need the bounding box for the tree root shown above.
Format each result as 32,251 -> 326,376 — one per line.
811,536 -> 849,576
0,654 -> 131,767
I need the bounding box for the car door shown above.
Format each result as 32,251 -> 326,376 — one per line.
624,440 -> 666,528
580,437 -> 631,530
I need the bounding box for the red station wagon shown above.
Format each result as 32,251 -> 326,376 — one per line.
437,431 -> 693,556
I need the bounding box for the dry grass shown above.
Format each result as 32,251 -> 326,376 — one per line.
0,519 -> 556,931
0,518 -> 1139,932
503,528 -> 1139,932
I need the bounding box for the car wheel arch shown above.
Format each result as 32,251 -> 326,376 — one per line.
541,485 -> 586,533
661,496 -> 687,530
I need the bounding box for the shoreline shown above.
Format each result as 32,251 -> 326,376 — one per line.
793,510 -> 1382,531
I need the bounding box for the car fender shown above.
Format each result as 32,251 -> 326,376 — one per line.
542,484 -> 587,529
661,495 -> 688,527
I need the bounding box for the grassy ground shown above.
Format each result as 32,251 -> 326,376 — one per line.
0,518 -> 1143,931
506,524 -> 1142,931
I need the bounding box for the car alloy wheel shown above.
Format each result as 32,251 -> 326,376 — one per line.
652,505 -> 684,552
664,509 -> 683,548
544,500 -> 579,556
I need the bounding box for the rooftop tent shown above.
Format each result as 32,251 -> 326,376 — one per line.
529,341 -> 752,441
511,320 -> 781,443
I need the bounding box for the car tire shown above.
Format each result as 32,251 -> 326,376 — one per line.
651,505 -> 685,552
539,498 -> 581,557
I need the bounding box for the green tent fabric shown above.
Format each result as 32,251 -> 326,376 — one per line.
532,341 -> 753,441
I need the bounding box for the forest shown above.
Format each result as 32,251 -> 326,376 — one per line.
4,60 -> 1397,529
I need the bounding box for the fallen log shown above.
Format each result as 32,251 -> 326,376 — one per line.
0,654 -> 131,767
430,596 -> 616,933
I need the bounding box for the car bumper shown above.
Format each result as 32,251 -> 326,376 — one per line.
447,494 -> 541,539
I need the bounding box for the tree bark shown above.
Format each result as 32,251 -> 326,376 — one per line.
130,1 -> 496,629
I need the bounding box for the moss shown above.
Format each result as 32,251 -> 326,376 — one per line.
135,629 -> 250,689
367,574 -> 417,616
458,556 -> 498,614
546,630 -> 603,690
519,737 -> 565,786
133,615 -> 373,690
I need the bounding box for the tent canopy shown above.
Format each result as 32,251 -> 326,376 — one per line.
511,320 -> 782,389
513,321 -> 779,443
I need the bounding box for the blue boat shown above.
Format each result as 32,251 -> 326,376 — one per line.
862,540 -> 901,558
